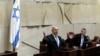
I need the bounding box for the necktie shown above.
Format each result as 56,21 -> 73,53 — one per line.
55,36 -> 60,47
80,36 -> 84,47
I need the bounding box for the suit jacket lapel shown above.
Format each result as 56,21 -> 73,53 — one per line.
58,36 -> 61,47
49,34 -> 58,47
79,34 -> 82,45
79,34 -> 86,45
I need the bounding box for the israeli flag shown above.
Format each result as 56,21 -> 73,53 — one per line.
10,0 -> 20,48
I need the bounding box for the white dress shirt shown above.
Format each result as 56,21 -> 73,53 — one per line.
80,35 -> 84,47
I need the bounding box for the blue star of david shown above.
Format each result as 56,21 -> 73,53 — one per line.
13,0 -> 16,4
12,6 -> 20,21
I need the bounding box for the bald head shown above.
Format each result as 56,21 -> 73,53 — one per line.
52,26 -> 59,35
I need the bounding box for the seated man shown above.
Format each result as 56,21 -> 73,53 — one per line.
73,28 -> 89,49
42,26 -> 65,56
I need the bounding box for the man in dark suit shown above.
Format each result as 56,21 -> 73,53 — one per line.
42,26 -> 65,56
73,28 -> 89,49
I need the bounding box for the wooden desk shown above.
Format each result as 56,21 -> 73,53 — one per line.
0,51 -> 17,56
53,49 -> 78,56
61,50 -> 78,56
34,52 -> 46,56
40,44 -> 47,52
78,46 -> 100,56
34,49 -> 78,56
40,42 -> 47,52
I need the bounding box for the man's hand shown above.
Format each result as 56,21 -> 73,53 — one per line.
43,32 -> 46,38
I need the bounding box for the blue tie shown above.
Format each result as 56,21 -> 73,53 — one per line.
55,36 -> 60,47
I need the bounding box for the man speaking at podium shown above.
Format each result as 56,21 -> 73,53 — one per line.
42,26 -> 65,56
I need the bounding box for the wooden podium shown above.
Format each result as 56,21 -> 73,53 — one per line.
34,41 -> 100,56
52,49 -> 78,56
0,51 -> 17,56
78,46 -> 100,56
34,47 -> 78,56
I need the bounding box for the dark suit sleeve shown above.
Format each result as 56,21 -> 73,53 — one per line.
65,39 -> 68,44
86,36 -> 89,41
84,36 -> 89,43
73,34 -> 78,46
42,36 -> 48,44
59,36 -> 66,47
62,39 -> 66,47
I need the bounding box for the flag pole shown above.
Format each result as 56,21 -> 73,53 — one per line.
13,46 -> 16,52
10,0 -> 20,52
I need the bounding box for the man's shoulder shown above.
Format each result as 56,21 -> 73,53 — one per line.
46,34 -> 62,38
46,34 -> 52,37
75,33 -> 81,36
58,36 -> 61,38
45,34 -> 53,38
74,34 -> 81,39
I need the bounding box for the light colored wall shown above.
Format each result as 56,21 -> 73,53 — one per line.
0,0 -> 100,56
0,0 -> 11,53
